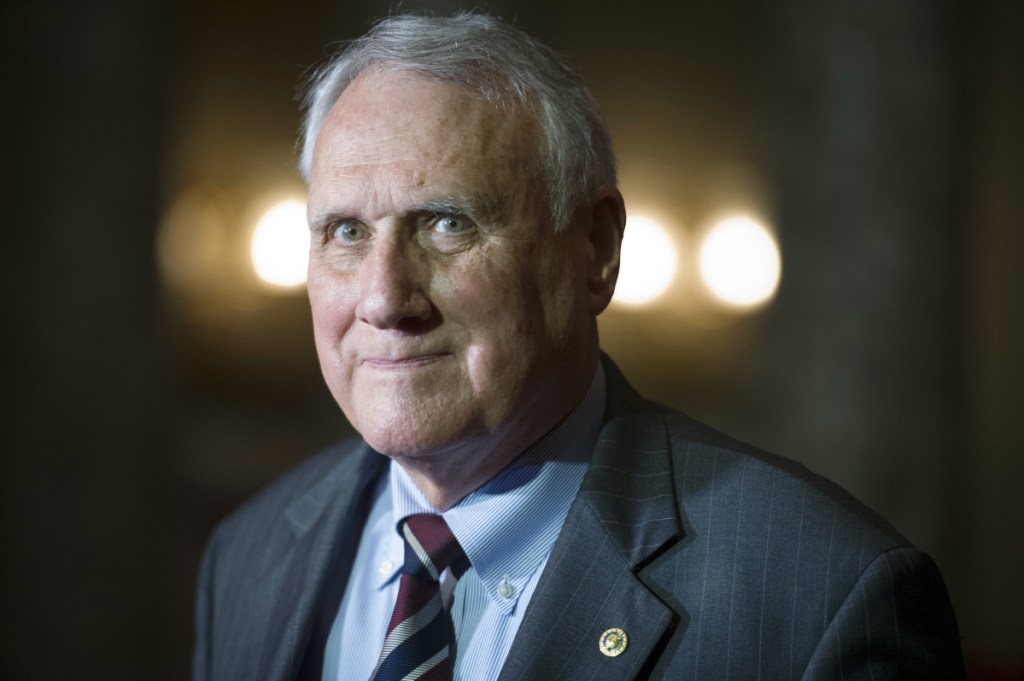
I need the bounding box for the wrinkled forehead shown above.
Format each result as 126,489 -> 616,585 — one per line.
313,68 -> 542,173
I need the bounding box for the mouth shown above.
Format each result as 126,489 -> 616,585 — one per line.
361,353 -> 449,370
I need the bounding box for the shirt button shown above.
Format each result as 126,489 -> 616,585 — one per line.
498,577 -> 515,599
379,560 -> 395,575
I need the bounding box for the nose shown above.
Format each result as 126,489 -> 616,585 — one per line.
355,236 -> 433,330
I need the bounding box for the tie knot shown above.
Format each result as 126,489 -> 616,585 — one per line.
401,514 -> 469,581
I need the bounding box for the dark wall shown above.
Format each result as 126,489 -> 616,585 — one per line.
2,1 -> 174,677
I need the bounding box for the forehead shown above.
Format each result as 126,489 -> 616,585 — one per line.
309,69 -> 541,201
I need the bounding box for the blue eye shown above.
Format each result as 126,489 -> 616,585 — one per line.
331,221 -> 368,243
435,215 -> 470,234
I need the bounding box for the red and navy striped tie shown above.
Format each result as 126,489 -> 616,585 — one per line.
371,514 -> 470,681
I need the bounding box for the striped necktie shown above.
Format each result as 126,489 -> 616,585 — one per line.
371,514 -> 470,681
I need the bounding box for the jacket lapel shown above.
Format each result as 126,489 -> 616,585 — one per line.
497,359 -> 685,681
253,442 -> 388,681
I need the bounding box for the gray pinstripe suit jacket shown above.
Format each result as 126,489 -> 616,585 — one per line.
193,358 -> 964,680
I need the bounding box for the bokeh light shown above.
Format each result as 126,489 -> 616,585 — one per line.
699,216 -> 781,308
614,216 -> 679,305
251,200 -> 310,288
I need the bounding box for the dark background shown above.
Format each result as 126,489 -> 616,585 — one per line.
2,0 -> 1021,678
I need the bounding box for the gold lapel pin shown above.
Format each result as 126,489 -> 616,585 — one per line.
599,627 -> 628,657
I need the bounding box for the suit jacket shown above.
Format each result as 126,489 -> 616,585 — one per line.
193,358 -> 964,680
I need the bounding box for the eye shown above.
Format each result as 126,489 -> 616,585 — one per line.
330,221 -> 368,243
434,214 -> 471,234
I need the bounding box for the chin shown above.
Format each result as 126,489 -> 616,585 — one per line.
354,409 -> 472,458
362,432 -> 470,461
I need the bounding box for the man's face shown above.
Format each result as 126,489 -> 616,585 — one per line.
306,69 -> 600,459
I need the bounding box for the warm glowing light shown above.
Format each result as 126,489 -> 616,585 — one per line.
251,200 -> 310,288
699,216 -> 781,308
614,217 -> 678,305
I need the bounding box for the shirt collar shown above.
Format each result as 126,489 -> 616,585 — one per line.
387,364 -> 606,614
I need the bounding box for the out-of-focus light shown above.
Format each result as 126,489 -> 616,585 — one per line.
699,216 -> 781,308
613,217 -> 679,305
251,200 -> 310,288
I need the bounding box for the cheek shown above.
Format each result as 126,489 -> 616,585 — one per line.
454,266 -> 554,391
453,258 -> 533,338
308,268 -> 358,347
307,271 -> 360,414
525,241 -> 587,345
432,264 -> 522,387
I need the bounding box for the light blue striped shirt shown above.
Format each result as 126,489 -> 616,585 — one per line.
323,366 -> 606,681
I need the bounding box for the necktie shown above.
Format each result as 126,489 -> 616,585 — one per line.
371,514 -> 470,681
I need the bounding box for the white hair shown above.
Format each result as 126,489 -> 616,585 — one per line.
298,12 -> 616,232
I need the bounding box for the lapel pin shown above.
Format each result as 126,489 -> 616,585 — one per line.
599,627 -> 628,657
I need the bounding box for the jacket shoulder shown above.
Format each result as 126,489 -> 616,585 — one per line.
658,407 -> 909,549
641,407 -> 961,678
202,437 -> 373,575
193,437 -> 380,681
222,438 -> 363,522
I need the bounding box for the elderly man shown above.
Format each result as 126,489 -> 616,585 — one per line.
193,13 -> 963,681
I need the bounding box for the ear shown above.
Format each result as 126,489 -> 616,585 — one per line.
583,185 -> 626,316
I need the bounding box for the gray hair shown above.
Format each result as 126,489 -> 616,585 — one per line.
298,12 -> 616,232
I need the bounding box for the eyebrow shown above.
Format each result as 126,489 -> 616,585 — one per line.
416,195 -> 503,224
309,193 -> 504,231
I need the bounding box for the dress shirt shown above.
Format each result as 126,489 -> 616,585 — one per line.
323,366 -> 606,681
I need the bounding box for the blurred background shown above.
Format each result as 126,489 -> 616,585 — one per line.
2,0 -> 1021,678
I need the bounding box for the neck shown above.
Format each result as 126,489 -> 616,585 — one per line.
390,419 -> 551,511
